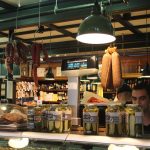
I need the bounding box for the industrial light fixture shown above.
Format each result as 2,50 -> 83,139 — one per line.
45,67 -> 54,80
76,1 -> 116,44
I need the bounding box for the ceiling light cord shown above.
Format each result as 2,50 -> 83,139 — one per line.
38,0 -> 41,27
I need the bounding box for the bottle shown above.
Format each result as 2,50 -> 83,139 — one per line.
83,104 -> 99,135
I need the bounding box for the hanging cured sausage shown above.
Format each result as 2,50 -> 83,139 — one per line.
100,46 -> 122,90
112,48 -> 122,88
101,49 -> 113,90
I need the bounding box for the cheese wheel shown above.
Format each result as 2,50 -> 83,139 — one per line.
112,51 -> 122,88
101,51 -> 113,90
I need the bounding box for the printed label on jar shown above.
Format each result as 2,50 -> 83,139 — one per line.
48,111 -> 62,121
64,114 -> 71,120
27,108 -> 35,115
34,115 -> 42,123
106,112 -> 119,124
27,122 -> 34,129
135,112 -> 143,124
83,112 -> 98,123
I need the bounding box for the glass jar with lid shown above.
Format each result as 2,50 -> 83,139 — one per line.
125,104 -> 143,137
47,104 -> 63,133
34,106 -> 42,131
83,104 -> 99,135
105,103 -> 125,136
61,104 -> 72,132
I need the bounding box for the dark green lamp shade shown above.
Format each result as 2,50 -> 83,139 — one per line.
76,14 -> 116,44
45,67 -> 54,80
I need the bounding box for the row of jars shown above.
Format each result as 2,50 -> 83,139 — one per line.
83,103 -> 143,138
27,104 -> 72,133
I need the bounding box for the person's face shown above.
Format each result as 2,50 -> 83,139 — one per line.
132,89 -> 150,113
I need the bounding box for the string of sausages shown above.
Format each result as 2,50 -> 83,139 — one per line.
31,43 -> 48,88
101,46 -> 122,90
5,41 -> 48,89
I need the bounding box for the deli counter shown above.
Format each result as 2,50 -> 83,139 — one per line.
0,131 -> 150,150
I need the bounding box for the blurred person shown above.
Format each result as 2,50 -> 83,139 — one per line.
132,83 -> 150,134
114,84 -> 132,105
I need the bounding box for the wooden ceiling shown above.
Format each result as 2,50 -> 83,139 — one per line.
0,0 -> 150,59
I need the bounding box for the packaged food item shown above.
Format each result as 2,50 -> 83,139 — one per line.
27,106 -> 35,131
83,104 -> 99,135
0,104 -> 27,131
34,106 -> 42,131
125,104 -> 143,137
41,104 -> 49,131
47,104 -> 63,133
105,103 -> 124,136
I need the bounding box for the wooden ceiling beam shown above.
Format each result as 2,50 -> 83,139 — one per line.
47,24 -> 75,38
0,1 -> 17,10
113,15 -> 142,34
0,31 -> 32,44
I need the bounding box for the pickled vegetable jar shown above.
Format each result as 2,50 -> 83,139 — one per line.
105,103 -> 124,136
47,104 -> 63,133
83,104 -> 99,135
61,104 -> 72,132
125,104 -> 143,137
34,106 -> 42,131
27,106 -> 35,131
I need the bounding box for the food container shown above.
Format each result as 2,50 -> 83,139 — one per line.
0,104 -> 27,131
47,104 -> 63,133
105,103 -> 124,136
61,104 -> 72,132
27,106 -> 35,131
125,104 -> 143,137
34,106 -> 42,131
83,104 -> 99,135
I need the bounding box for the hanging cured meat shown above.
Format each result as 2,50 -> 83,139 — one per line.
5,42 -> 14,64
16,41 -> 29,63
112,48 -> 122,88
101,49 -> 113,90
31,43 -> 42,87
100,46 -> 122,90
5,42 -> 14,74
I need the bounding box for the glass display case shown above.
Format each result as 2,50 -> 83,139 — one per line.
0,132 -> 149,150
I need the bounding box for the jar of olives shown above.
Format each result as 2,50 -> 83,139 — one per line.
105,103 -> 125,136
83,104 -> 99,135
125,104 -> 143,137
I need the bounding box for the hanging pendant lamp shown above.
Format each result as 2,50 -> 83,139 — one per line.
76,1 -> 116,44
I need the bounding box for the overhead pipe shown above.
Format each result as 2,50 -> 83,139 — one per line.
0,0 -> 126,23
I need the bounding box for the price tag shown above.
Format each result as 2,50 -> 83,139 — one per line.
37,100 -> 43,106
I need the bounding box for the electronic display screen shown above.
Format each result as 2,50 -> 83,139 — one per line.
67,59 -> 87,70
